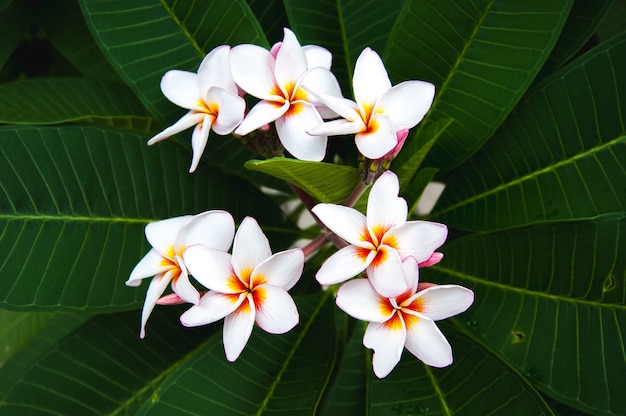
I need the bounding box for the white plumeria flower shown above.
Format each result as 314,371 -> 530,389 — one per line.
312,171 -> 447,298
231,28 -> 341,161
148,45 -> 246,173
336,257 -> 474,378
180,216 -> 304,362
126,211 -> 235,338
308,47 -> 435,160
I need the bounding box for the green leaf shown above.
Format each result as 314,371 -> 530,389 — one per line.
596,0 -> 626,42
386,0 -> 574,173
0,307 -> 212,415
0,125 -> 289,311
136,293 -> 336,415
0,311 -> 55,365
431,33 -> 626,231
0,78 -> 155,131
0,1 -> 27,71
29,0 -> 120,81
368,323 -> 554,415
246,0 -> 289,45
428,213 -> 626,415
245,158 -> 361,204
406,167 -> 439,216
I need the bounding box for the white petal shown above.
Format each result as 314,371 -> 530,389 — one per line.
366,245 -> 409,298
223,295 -> 256,361
315,245 -> 373,286
311,203 -> 371,247
363,319 -> 406,378
171,260 -> 199,304
253,284 -> 298,334
180,291 -> 245,327
145,216 -> 192,258
197,45 -> 238,95
352,48 -> 391,113
376,80 -> 435,130
253,248 -> 304,290
207,87 -> 246,135
188,114 -> 213,173
147,112 -> 205,145
302,45 -> 332,69
412,285 -> 474,321
307,118 -> 363,137
387,220 -> 448,263
299,67 -> 342,105
176,210 -> 235,251
230,44 -> 280,100
367,171 -> 407,242
275,102 -> 327,161
335,279 -> 391,322
401,256 -> 420,293
160,70 -> 202,110
404,318 -> 452,367
126,248 -> 169,286
354,114 -> 397,159
232,217 -> 272,281
139,272 -> 173,339
310,93 -> 362,123
274,28 -> 308,92
235,100 -> 289,136
183,245 -> 238,293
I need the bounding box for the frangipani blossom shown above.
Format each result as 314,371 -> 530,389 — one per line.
312,170 -> 447,298
126,211 -> 235,338
181,217 -> 304,361
148,45 -> 245,173
231,28 -> 341,161
309,47 -> 435,160
336,257 -> 474,378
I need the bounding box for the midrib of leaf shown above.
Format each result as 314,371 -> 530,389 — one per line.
423,366 -> 453,416
0,213 -> 152,224
334,0 -> 352,82
431,134 -> 626,218
435,265 -> 626,311
159,0 -> 204,57
255,291 -> 332,416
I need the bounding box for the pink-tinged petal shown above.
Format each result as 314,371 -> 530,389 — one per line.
147,112 -> 205,145
208,88 -> 246,135
302,45 -> 332,69
367,171 -> 408,242
376,80 -> 435,130
352,48 -> 391,114
235,100 -> 289,136
126,248 -> 169,286
223,295 -> 256,361
232,217 -> 272,281
366,245 -> 409,298
311,203 -> 371,247
176,210 -> 235,252
171,258 -> 199,304
307,118 -> 364,137
419,252 -> 443,268
145,216 -> 192,258
253,285 -> 298,334
401,256 -> 420,293
315,245 -> 374,286
275,101 -> 327,161
363,319 -> 406,378
180,291 -> 245,327
387,220 -> 448,263
417,282 -> 438,292
197,45 -> 238,95
404,318 -> 452,367
253,248 -> 304,290
139,272 -> 173,338
160,70 -> 202,110
156,293 -> 185,305
336,279 -> 392,322
183,245 -> 238,293
230,44 -> 280,100
310,93 -> 362,123
274,28 -> 308,92
354,114 -> 397,159
188,114 -> 213,173
412,285 -> 474,321
270,41 -> 281,58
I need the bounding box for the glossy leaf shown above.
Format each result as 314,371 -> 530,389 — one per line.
136,293 -> 336,415
0,311 -> 55,365
245,158 -> 361,204
387,0 -> 573,173
0,125 -> 289,311
432,32 -> 626,231
428,213 -> 626,414
0,1 -> 27,71
246,0 -> 288,44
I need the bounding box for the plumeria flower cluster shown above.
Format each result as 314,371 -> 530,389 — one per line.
126,211 -> 304,361
129,28 -> 474,378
